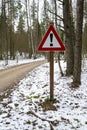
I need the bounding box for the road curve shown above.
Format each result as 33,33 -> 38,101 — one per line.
0,60 -> 46,92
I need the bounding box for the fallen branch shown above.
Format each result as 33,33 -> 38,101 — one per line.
28,110 -> 58,130
28,110 -> 77,130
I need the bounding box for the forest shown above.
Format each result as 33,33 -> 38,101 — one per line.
0,0 -> 87,86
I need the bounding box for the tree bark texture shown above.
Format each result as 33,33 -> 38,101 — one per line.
63,0 -> 74,75
73,0 -> 84,85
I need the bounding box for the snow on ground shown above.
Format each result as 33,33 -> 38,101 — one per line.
0,56 -> 45,70
0,59 -> 87,130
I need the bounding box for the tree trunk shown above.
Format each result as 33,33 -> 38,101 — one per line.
9,0 -> 15,60
63,0 -> 74,75
73,0 -> 84,86
25,0 -> 32,58
54,0 -> 64,76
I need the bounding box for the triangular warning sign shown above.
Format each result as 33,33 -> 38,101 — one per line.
38,24 -> 66,51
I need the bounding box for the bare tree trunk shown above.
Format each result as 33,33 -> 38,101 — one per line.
36,0 -> 39,53
63,0 -> 74,75
72,0 -> 84,86
0,33 -> 3,59
31,0 -> 37,59
9,0 -> 15,60
57,53 -> 64,76
28,0 -> 33,57
25,0 -> 32,58
53,0 -> 64,76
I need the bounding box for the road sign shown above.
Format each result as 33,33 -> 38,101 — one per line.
38,24 -> 66,51
38,23 -> 66,101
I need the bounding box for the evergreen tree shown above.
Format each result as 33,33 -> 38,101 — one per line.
16,14 -> 28,54
0,0 -> 8,62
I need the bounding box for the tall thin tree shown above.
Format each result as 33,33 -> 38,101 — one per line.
73,0 -> 84,86
63,0 -> 75,75
25,0 -> 32,58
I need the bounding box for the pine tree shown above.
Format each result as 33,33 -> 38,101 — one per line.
0,0 -> 8,62
16,14 -> 28,54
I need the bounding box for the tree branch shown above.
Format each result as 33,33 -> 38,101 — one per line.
29,110 -> 56,130
46,8 -> 63,21
57,0 -> 63,3
58,24 -> 64,29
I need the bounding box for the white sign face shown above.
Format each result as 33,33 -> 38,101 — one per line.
43,31 -> 61,48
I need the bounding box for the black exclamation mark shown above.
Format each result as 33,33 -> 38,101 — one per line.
50,33 -> 53,46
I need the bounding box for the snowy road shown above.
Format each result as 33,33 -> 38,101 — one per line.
0,60 -> 46,92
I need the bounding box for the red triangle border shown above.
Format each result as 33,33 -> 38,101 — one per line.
38,24 -> 66,51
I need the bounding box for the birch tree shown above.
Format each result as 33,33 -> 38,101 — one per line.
25,0 -> 32,58
31,0 -> 37,58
